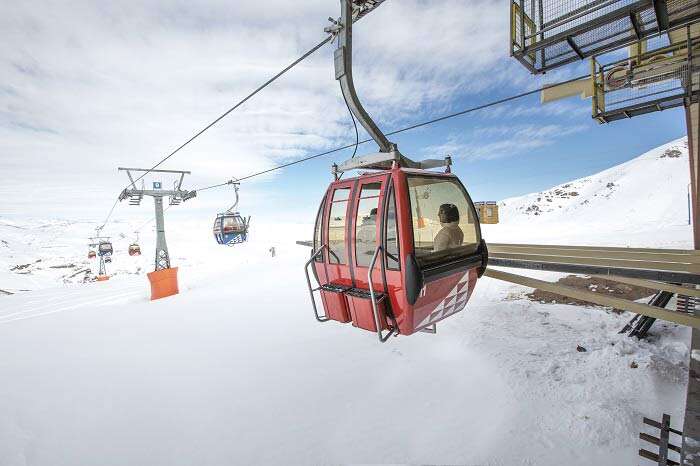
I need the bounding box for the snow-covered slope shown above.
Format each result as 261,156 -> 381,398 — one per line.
501,137 -> 689,226
0,138 -> 694,466
482,137 -> 692,248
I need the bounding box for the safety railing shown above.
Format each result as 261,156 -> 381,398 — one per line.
367,245 -> 398,342
303,245 -> 331,323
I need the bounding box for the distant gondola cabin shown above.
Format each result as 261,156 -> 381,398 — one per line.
474,201 -> 499,224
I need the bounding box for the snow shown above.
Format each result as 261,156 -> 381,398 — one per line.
485,137 -> 691,248
0,138 -> 694,465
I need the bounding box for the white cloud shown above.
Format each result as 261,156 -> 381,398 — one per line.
0,0 -> 528,218
424,124 -> 588,160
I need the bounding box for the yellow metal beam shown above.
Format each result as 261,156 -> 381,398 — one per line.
489,252 -> 700,274
540,77 -> 593,104
489,244 -> 700,264
593,275 -> 700,298
490,243 -> 700,255
484,268 -> 700,329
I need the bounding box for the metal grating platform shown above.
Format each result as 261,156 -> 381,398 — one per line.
592,35 -> 699,123
510,0 -> 700,73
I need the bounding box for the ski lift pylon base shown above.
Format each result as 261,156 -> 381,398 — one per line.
147,267 -> 179,300
96,275 -> 110,282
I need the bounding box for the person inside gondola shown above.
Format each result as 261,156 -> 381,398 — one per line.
434,203 -> 463,252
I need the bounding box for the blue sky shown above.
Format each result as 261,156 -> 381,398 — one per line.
0,0 -> 690,227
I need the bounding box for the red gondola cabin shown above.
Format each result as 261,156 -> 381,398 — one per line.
305,155 -> 488,341
305,0 -> 487,341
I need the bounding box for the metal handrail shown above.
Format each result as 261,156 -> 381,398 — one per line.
304,244 -> 330,323
368,245 -> 397,342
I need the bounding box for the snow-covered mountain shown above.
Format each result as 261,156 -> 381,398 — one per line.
482,137 -> 692,249
500,137 -> 689,227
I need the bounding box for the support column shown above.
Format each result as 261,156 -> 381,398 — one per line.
683,101 -> 700,465
683,330 -> 700,465
687,102 -> 699,247
153,195 -> 170,271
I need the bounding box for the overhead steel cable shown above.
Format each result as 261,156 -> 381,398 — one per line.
123,36 -> 333,190
96,4 -> 397,232
97,198 -> 120,231
95,36 -> 334,232
188,73 -> 591,190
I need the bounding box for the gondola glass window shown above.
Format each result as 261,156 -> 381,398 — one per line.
328,188 -> 350,264
355,183 -> 381,267
223,216 -> 244,233
313,198 -> 325,262
384,187 -> 400,270
408,176 -> 479,265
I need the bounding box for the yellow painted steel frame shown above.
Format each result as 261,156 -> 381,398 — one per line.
591,30 -> 700,119
511,2 -> 537,62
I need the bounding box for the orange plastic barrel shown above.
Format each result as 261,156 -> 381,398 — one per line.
96,275 -> 110,281
147,267 -> 179,300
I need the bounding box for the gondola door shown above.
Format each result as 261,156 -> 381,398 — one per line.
314,179 -> 356,324
347,173 -> 393,333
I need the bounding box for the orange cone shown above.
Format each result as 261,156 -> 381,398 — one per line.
147,267 -> 179,300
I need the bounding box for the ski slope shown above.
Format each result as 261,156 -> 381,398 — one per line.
484,137 -> 691,247
0,138 -> 694,466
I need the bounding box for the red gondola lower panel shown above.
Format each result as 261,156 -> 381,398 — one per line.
412,268 -> 478,332
320,283 -> 352,323
346,288 -> 389,332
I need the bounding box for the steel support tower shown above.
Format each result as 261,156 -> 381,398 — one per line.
117,168 -> 195,271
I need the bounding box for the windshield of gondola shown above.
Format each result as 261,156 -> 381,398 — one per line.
407,176 -> 479,265
222,216 -> 245,232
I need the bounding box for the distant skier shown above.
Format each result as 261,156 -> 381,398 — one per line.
434,203 -> 463,252
269,246 -> 276,258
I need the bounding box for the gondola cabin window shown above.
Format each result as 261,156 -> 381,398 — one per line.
313,198 -> 325,262
408,176 -> 479,267
223,216 -> 244,233
328,187 -> 350,264
384,187 -> 400,270
355,183 -> 381,267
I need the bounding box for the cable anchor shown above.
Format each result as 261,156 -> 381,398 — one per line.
324,17 -> 342,42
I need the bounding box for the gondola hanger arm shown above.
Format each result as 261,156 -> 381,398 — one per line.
330,0 -> 396,155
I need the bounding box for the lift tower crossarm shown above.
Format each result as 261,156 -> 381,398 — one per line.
331,0 -> 396,155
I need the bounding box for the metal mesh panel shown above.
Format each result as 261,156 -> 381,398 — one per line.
669,0 -> 700,22
510,0 -> 700,73
593,37 -> 699,122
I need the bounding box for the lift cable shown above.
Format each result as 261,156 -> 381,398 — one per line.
125,36 -> 332,190
97,198 -> 120,232
95,37 -> 334,233
189,72 -> 590,193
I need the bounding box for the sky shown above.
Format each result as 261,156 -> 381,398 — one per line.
0,0 -> 690,230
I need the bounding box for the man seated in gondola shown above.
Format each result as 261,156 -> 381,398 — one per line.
434,203 -> 463,252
